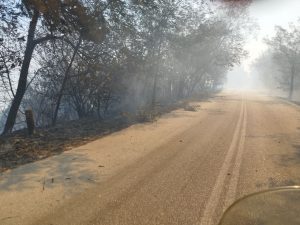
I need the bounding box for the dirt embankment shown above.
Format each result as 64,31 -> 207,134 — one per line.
0,100 -> 200,172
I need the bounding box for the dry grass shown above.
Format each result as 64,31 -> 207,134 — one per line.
0,118 -> 129,172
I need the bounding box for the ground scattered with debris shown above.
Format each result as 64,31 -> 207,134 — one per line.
0,99 -> 203,172
0,97 -> 209,225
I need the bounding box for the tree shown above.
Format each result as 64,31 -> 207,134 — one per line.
169,2 -> 250,98
265,24 -> 300,100
0,0 -> 107,134
253,50 -> 281,91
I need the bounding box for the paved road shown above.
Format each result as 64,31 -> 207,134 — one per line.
31,92 -> 300,225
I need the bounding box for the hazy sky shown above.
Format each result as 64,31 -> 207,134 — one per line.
226,0 -> 300,89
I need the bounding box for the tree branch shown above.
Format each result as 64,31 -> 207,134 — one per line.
33,35 -> 63,46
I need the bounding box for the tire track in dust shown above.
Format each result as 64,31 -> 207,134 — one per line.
199,100 -> 245,225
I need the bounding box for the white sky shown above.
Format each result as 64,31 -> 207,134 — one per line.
226,0 -> 300,89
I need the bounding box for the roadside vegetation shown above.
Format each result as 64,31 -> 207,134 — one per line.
254,22 -> 300,100
0,0 -> 252,170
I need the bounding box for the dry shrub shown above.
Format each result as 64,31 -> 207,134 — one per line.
136,107 -> 157,122
184,105 -> 198,112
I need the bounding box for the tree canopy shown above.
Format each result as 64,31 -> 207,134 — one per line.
0,0 -> 253,134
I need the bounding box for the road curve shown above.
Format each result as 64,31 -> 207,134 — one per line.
27,92 -> 300,225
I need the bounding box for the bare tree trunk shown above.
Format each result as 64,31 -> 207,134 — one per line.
52,36 -> 82,126
1,10 -> 39,135
189,72 -> 205,96
177,76 -> 185,99
288,65 -> 295,100
25,109 -> 35,135
151,71 -> 158,108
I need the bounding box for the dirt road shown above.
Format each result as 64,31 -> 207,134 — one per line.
1,92 -> 300,225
